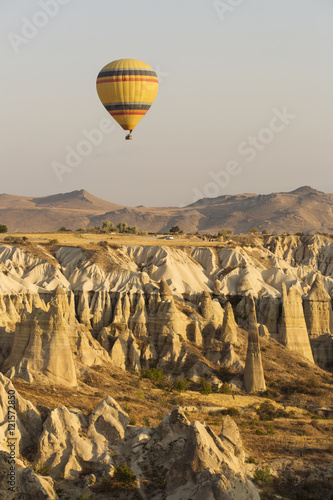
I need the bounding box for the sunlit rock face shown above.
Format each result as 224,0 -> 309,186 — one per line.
1,235 -> 333,385
279,284 -> 314,363
244,297 -> 266,393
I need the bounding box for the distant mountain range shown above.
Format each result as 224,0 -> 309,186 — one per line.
0,186 -> 333,234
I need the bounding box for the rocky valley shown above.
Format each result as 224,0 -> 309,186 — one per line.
0,234 -> 333,499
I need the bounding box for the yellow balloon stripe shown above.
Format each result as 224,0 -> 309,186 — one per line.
96,59 -> 159,132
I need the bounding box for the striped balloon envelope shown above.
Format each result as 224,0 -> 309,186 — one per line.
96,59 -> 159,139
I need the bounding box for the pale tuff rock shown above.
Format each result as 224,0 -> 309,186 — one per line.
33,398 -> 257,498
90,291 -> 104,332
71,323 -> 110,368
109,334 -> 128,370
2,237 -> 333,378
103,291 -> 113,326
192,247 -> 218,277
186,319 -> 203,345
112,292 -> 131,327
35,396 -> 129,479
200,291 -> 224,324
35,405 -> 95,479
148,292 -> 160,314
219,302 -> 238,345
96,326 -> 113,352
201,291 -> 214,319
78,291 -> 112,331
77,290 -> 92,327
259,324 -> 270,338
1,238 -> 333,300
186,359 -> 215,383
158,331 -> 185,370
279,283 -> 314,362
237,268 -> 261,296
304,275 -> 332,338
244,298 -> 266,393
0,452 -> 58,500
257,297 -> 280,339
89,290 -> 113,331
54,286 -> 76,326
205,301 -> 242,370
214,277 -> 222,294
221,344 -> 244,372
128,335 -> 141,373
112,292 -> 124,325
200,292 -> 224,344
0,374 -> 42,454
219,415 -> 245,462
2,290 -> 110,386
123,293 -> 131,325
159,278 -> 173,300
141,407 -> 260,500
141,341 -> 158,368
3,296 -> 21,325
153,298 -> 189,339
88,396 -> 130,443
129,292 -> 148,340
3,297 -> 77,387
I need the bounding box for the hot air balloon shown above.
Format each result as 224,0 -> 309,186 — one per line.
96,59 -> 159,140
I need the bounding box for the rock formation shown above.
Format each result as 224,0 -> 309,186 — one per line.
303,275 -> 332,338
0,374 -> 42,454
0,452 -> 58,500
35,396 -> 128,479
244,298 -> 266,392
2,289 -> 110,386
279,283 -> 314,362
220,302 -> 238,345
34,399 -> 259,499
1,236 -> 333,381
127,406 -> 260,499
3,297 -> 77,387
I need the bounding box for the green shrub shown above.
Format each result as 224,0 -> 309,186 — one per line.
200,379 -> 213,395
253,465 -> 273,487
257,401 -> 276,421
219,383 -> 233,395
143,416 -> 150,427
0,225 -> 8,233
266,423 -> 275,434
33,462 -> 51,475
78,493 -> 94,500
220,407 -> 240,417
113,463 -> 137,486
135,389 -> 145,400
174,378 -> 190,393
141,368 -> 165,383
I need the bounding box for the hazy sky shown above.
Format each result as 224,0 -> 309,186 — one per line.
1,0 -> 332,207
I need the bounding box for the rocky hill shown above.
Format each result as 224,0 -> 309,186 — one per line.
1,186 -> 333,234
0,234 -> 333,499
